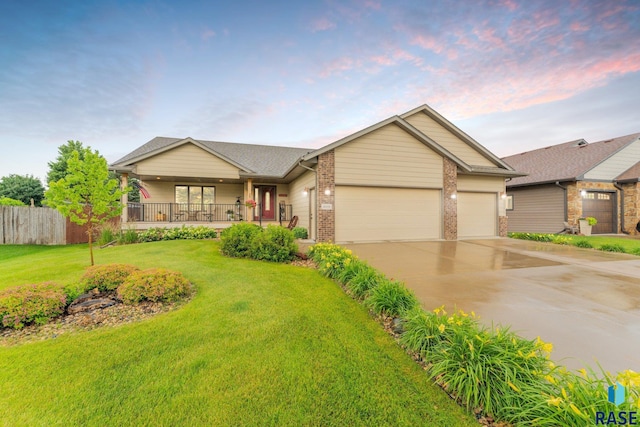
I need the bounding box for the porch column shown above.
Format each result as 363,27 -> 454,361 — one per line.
246,178 -> 253,223
121,173 -> 128,224
443,158 -> 457,240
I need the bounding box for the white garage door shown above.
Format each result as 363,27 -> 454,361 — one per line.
458,192 -> 497,238
335,187 -> 441,242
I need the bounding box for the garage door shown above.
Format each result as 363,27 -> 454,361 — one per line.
458,192 -> 497,238
582,191 -> 615,234
335,187 -> 441,242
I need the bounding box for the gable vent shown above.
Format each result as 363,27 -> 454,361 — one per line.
576,140 -> 588,147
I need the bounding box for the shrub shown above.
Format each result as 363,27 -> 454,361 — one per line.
97,222 -> 120,245
220,223 -> 263,258
336,259 -> 370,285
117,268 -> 191,305
291,227 -> 308,239
0,197 -> 26,206
599,244 -> 626,253
138,226 -> 217,243
574,239 -> 593,248
346,266 -> 384,300
509,232 -> 554,242
119,227 -> 139,244
0,282 -> 67,329
630,247 -> 640,256
309,244 -> 357,279
249,225 -> 298,262
551,235 -> 571,245
365,279 -> 419,317
81,264 -> 140,293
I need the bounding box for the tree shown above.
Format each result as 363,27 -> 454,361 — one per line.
46,140 -> 86,184
45,147 -> 128,265
0,174 -> 45,206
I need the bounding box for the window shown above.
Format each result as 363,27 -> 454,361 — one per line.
175,186 -> 215,205
505,195 -> 514,210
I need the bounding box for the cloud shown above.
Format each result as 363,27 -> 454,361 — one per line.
310,17 -> 336,32
201,28 -> 216,40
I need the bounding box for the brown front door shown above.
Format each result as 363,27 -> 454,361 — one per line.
582,191 -> 615,234
255,186 -> 276,220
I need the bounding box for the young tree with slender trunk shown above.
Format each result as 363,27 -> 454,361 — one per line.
45,147 -> 128,265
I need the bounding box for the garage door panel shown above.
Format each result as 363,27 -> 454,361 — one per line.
335,187 -> 441,242
458,192 -> 497,238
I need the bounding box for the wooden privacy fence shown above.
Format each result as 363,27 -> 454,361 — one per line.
0,206 -> 116,245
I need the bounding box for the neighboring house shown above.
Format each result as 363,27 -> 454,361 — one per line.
110,104 -> 521,243
502,133 -> 640,235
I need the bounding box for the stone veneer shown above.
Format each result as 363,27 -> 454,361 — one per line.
317,150 -> 335,242
499,216 -> 508,237
566,181 -> 621,232
443,158 -> 457,240
622,182 -> 640,235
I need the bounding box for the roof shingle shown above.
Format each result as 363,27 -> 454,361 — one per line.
502,133 -> 640,187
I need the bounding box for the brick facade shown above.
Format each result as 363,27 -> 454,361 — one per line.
443,158 -> 457,240
317,150 -> 335,242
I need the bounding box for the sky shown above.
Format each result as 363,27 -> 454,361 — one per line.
1,0 -> 639,183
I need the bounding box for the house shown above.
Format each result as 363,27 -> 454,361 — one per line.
110,104 -> 521,243
502,133 -> 640,235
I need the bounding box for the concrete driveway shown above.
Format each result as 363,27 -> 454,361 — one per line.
343,239 -> 640,373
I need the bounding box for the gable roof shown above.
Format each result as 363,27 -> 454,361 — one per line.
303,107 -> 521,177
111,137 -> 313,177
503,133 -> 640,187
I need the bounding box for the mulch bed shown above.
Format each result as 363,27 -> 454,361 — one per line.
0,298 -> 183,347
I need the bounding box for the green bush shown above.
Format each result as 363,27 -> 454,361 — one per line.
291,227 -> 308,239
630,247 -> 640,256
0,282 -> 67,329
97,222 -> 120,245
0,197 -> 26,206
509,232 -> 554,242
117,268 -> 192,305
346,266 -> 384,300
119,227 -> 139,244
574,239 -> 593,248
336,259 -> 371,285
309,243 -> 357,279
249,225 -> 298,262
599,243 -> 626,253
365,279 -> 419,317
138,226 -> 217,243
220,223 -> 262,258
80,263 -> 140,293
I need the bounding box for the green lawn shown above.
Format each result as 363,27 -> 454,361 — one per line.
570,235 -> 640,252
0,241 -> 476,426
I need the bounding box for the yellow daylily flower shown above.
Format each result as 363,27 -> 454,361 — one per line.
438,324 -> 446,333
569,403 -> 586,418
508,381 -> 521,393
547,396 -> 562,407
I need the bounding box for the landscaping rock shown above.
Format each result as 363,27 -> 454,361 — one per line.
67,298 -> 116,315
391,317 -> 404,334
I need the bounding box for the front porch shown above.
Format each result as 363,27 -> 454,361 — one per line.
123,202 -> 294,230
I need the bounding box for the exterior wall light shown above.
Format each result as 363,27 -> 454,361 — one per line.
303,187 -> 309,197
450,193 -> 457,199
324,188 -> 331,196
580,190 -> 587,197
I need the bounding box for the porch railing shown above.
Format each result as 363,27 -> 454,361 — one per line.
126,203 -> 293,225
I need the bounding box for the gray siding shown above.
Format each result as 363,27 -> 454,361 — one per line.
507,185 -> 565,233
584,139 -> 640,180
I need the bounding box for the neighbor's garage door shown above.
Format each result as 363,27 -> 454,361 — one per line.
582,191 -> 615,234
335,187 -> 441,242
458,192 -> 497,238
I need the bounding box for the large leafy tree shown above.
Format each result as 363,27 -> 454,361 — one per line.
46,140 -> 86,184
45,147 -> 128,265
0,174 -> 45,206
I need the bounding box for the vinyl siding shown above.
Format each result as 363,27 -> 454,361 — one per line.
289,169 -> 316,231
584,139 -> 640,180
457,175 -> 505,192
507,185 -> 565,233
334,123 -> 443,188
136,143 -> 241,179
140,182 -> 243,204
404,112 -> 496,167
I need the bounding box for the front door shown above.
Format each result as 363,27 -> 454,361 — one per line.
254,186 -> 276,220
